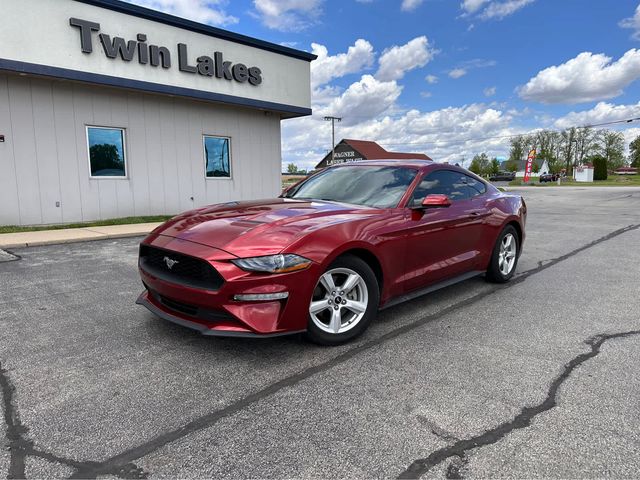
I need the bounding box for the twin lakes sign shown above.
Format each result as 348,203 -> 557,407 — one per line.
69,18 -> 263,86
0,0 -> 313,116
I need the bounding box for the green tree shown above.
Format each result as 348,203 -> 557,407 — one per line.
509,135 -> 527,166
574,127 -> 596,165
630,135 -> 640,168
490,158 -> 500,175
597,130 -> 626,170
286,163 -> 299,174
505,160 -> 519,172
560,127 -> 577,175
469,153 -> 490,176
589,155 -> 608,181
531,162 -> 540,174
469,157 -> 482,175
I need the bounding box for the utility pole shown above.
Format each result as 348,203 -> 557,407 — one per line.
324,116 -> 342,164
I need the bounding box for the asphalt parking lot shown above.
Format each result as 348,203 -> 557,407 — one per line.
1,186 -> 640,479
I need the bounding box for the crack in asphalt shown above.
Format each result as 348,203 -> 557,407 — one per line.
1,223 -> 639,478
445,455 -> 468,480
397,330 -> 640,479
0,363 -> 148,479
416,416 -> 468,479
1,363 -> 29,479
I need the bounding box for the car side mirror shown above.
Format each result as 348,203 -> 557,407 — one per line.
422,194 -> 452,209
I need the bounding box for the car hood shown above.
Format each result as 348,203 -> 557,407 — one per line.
153,198 -> 376,257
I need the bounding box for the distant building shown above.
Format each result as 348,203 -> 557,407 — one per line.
315,139 -> 431,169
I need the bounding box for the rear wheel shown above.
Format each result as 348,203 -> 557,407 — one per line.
486,225 -> 519,283
306,255 -> 379,346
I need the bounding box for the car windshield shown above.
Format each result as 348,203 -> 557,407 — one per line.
284,165 -> 417,208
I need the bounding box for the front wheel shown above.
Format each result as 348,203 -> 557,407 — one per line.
306,255 -> 379,346
486,225 -> 520,283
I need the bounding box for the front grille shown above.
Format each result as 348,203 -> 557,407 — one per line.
139,245 -> 224,290
159,294 -> 198,316
148,290 -> 235,323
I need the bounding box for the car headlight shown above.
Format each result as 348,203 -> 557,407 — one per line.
231,254 -> 312,274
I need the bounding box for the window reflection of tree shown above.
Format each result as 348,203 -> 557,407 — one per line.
205,137 -> 230,177
90,143 -> 124,176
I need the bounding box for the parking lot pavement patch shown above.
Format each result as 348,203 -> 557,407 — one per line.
0,249 -> 19,262
396,330 -> 640,479
57,223 -> 640,479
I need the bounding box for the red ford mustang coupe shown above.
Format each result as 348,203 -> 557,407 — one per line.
137,160 -> 526,345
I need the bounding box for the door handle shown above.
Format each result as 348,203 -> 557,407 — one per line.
467,210 -> 489,219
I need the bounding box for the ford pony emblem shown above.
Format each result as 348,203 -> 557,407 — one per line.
163,256 -> 179,270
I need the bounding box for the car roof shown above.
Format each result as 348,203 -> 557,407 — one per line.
330,159 -> 435,169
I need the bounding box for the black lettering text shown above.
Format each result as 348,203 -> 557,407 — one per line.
177,43 -> 196,73
69,18 -> 100,53
197,56 -> 214,76
100,34 -> 136,61
232,63 -> 248,82
150,45 -> 171,68
137,34 -> 148,64
248,67 -> 262,86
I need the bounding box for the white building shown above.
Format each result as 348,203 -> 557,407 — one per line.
0,0 -> 314,226
574,165 -> 594,182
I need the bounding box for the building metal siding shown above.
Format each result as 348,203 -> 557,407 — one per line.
0,73 -> 282,226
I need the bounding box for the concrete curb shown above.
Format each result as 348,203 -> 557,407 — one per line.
0,222 -> 162,249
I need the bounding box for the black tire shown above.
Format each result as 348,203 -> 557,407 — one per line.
486,225 -> 520,283
305,255 -> 379,346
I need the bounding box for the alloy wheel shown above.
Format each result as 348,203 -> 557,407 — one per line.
309,267 -> 369,334
498,233 -> 517,276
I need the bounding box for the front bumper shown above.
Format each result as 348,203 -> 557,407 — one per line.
136,234 -> 317,337
136,291 -> 304,338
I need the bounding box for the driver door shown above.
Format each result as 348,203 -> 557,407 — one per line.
402,170 -> 487,292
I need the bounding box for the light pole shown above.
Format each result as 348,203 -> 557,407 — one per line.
571,138 -> 578,180
324,116 -> 342,164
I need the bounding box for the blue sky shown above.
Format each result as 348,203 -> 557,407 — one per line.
128,0 -> 640,169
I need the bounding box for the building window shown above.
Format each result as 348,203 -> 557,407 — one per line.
87,126 -> 127,178
203,136 -> 231,178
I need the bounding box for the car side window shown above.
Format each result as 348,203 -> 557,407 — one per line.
462,174 -> 486,198
410,170 -> 470,206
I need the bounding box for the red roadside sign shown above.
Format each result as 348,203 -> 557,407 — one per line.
524,149 -> 536,182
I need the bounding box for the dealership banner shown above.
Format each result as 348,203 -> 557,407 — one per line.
524,149 -> 536,182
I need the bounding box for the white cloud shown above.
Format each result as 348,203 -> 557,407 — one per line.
553,101 -> 640,129
310,39 -> 375,89
425,74 -> 438,84
461,0 -> 534,20
480,0 -> 534,19
376,36 -> 436,81
447,59 -> 495,79
252,0 -> 323,31
449,68 -> 467,79
282,103 -> 519,171
420,91 -> 433,98
126,0 -> 237,25
620,4 -> 640,40
401,0 -> 425,12
518,49 -> 640,104
461,0 -> 488,14
484,86 -> 496,96
622,127 -> 640,150
316,75 -> 403,125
